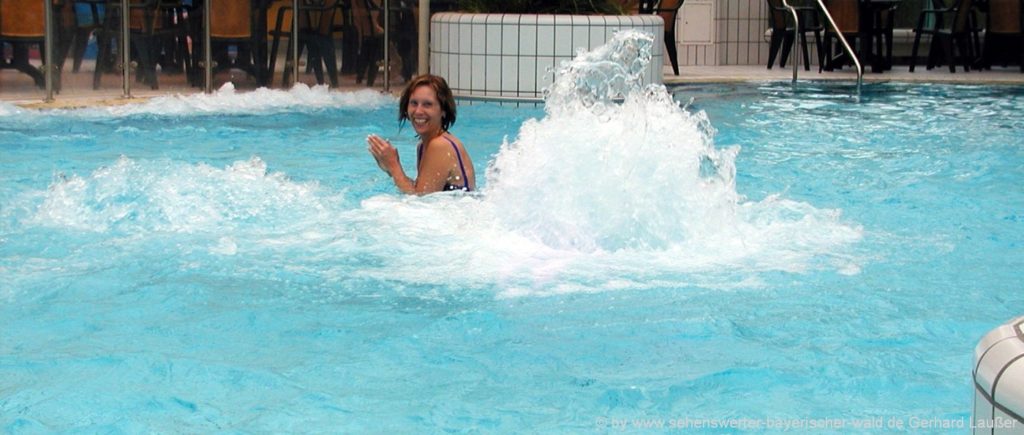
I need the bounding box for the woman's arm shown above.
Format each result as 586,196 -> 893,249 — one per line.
367,134 -> 415,194
367,135 -> 450,194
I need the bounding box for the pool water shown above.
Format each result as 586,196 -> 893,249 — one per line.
2,37 -> 1023,430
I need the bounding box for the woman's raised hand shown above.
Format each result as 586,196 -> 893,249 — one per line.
367,134 -> 400,175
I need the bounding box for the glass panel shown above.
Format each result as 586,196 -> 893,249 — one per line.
67,0 -> 127,96
288,0 -> 343,88
126,0 -> 198,95
352,0 -> 387,90
0,0 -> 50,100
261,0 -> 289,89
389,0 -> 418,86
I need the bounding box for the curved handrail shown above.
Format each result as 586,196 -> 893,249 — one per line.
779,1 -> 802,83
815,0 -> 863,92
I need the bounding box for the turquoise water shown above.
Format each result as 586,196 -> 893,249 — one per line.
1,77 -> 1022,431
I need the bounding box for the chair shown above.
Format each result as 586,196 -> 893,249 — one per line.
765,0 -> 824,71
821,0 -> 860,70
0,0 -> 54,88
639,0 -> 684,75
821,0 -> 898,72
909,0 -> 977,72
980,0 -> 1023,71
267,0 -> 341,87
202,0 -> 260,85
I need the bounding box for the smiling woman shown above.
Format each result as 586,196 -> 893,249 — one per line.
367,74 -> 475,194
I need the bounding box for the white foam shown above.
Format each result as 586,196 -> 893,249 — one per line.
1,84 -> 393,118
0,101 -> 26,116
27,156 -> 329,234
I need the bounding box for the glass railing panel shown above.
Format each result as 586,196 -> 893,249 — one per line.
124,0 -> 197,96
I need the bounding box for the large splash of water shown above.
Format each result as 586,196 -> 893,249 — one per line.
484,30 -> 851,259
4,31 -> 863,298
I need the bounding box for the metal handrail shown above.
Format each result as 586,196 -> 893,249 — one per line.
815,0 -> 863,92
122,0 -> 131,97
779,1 -> 802,83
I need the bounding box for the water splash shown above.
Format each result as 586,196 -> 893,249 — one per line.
0,101 -> 26,116
543,29 -> 655,116
0,83 -> 393,119
97,83 -> 393,117
26,156 -> 330,234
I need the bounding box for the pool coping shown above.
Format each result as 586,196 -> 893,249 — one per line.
7,65 -> 1024,109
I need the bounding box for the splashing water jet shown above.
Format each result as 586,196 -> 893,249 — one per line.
484,30 -> 746,253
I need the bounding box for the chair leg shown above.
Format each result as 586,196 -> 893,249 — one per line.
779,33 -> 794,68
767,30 -> 784,69
885,29 -> 894,70
10,43 -> 46,88
267,9 -> 288,87
359,36 -> 382,87
307,39 -> 325,85
813,29 -> 824,72
909,15 -> 926,72
664,30 -> 679,75
316,35 -> 339,87
799,32 -> 811,71
955,33 -> 972,72
926,34 -> 942,70
942,35 -> 956,72
71,28 -> 93,73
1019,34 -> 1024,73
93,29 -> 112,89
823,34 -> 834,71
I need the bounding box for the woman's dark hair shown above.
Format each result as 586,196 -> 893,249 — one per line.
399,74 -> 457,132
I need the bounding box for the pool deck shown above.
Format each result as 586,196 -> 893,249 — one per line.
666,65 -> 1024,85
3,63 -> 1024,109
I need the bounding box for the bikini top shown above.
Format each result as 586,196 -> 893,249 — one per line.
417,135 -> 471,192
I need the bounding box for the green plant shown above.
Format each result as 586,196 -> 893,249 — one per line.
457,0 -> 633,14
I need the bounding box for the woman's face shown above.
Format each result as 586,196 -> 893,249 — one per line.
406,85 -> 444,137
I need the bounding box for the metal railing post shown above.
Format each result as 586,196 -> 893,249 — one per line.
780,1 -> 801,83
418,0 -> 428,76
43,0 -> 56,102
122,0 -> 131,97
291,0 -> 299,87
204,0 -> 213,93
383,0 -> 390,92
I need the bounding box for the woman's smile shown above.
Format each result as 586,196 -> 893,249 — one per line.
407,86 -> 443,137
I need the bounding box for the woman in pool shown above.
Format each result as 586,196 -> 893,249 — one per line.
368,74 -> 476,194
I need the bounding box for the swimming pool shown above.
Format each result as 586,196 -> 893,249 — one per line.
2,34 -> 1022,431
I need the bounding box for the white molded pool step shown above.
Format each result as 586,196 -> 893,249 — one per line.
973,316 -> 1024,434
